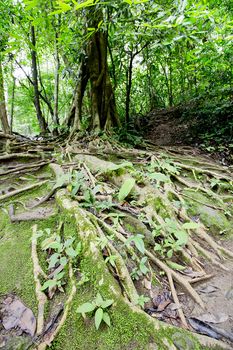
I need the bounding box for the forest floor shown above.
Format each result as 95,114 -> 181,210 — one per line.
144,107 -> 232,166
0,133 -> 232,350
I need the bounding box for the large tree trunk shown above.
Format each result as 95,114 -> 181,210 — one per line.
0,60 -> 10,134
69,9 -> 120,134
31,25 -> 48,134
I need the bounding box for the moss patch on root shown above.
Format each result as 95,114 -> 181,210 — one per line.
184,189 -> 233,235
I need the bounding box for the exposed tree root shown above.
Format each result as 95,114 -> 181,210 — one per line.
0,180 -> 48,202
55,189 -> 231,350
0,161 -> 49,176
9,204 -> 55,222
1,138 -> 232,349
32,224 -> 47,336
0,153 -> 41,161
36,262 -> 76,350
93,221 -> 139,304
167,270 -> 188,329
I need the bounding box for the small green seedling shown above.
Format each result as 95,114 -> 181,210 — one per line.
136,294 -> 150,308
77,293 -> 114,330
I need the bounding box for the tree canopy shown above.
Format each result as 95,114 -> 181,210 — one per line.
0,0 -> 232,141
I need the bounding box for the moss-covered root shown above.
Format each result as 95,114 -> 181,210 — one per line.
54,189 -> 231,350
32,224 -> 47,336
37,262 -> 76,350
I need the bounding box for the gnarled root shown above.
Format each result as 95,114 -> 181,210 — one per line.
32,224 -> 47,336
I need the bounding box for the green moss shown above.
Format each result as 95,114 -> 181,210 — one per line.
0,209 -> 59,313
152,197 -> 169,219
184,189 -> 233,235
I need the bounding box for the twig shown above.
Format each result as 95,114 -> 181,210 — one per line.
83,163 -> 96,187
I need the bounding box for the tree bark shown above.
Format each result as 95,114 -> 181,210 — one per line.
125,52 -> 133,126
10,75 -> 16,133
30,25 -> 48,134
54,31 -> 60,130
0,60 -> 10,134
69,8 -> 120,134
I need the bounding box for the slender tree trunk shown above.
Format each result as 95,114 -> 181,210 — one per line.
10,75 -> 16,133
125,52 -> 133,126
168,51 -> 173,107
0,60 -> 10,134
31,25 -> 48,134
54,33 -> 60,127
53,16 -> 61,135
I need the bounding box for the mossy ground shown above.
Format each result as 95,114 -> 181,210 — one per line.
0,206 -> 208,350
0,152 -> 231,350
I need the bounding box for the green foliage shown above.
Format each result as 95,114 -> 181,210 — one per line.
153,219 -> 198,259
118,178 -> 136,202
125,234 -> 145,254
77,293 -> 114,330
39,227 -> 82,291
1,0 -> 232,147
131,256 -> 149,280
136,295 -> 150,308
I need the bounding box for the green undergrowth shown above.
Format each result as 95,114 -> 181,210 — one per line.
0,199 -> 227,350
45,212 -> 216,350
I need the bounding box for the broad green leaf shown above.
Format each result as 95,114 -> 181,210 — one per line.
75,242 -> 82,255
166,260 -> 186,271
77,302 -> 95,313
48,253 -> 60,269
148,172 -> 170,183
95,308 -> 103,330
41,236 -> 57,250
66,246 -> 78,258
118,178 -> 136,202
154,243 -> 162,252
173,230 -> 188,246
41,279 -> 57,291
139,257 -> 149,274
55,271 -> 65,280
134,234 -> 145,254
101,299 -> 114,309
57,0 -> 71,12
95,293 -> 104,307
60,256 -> 68,266
64,238 -> 75,248
102,312 -> 111,326
104,161 -> 133,173
167,249 -> 173,258
46,241 -> 63,251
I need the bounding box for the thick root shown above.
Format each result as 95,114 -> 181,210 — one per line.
32,224 -> 48,336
